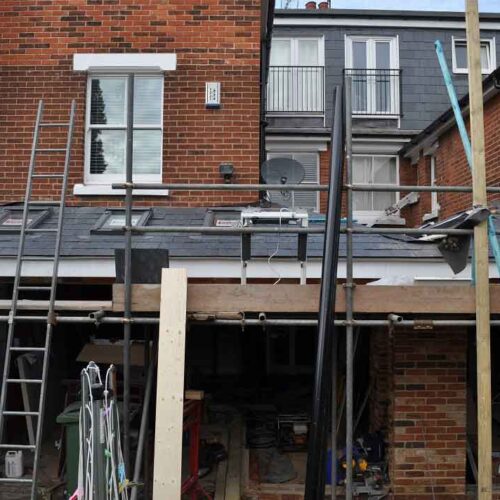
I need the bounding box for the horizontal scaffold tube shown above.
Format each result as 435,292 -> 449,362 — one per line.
130,226 -> 499,236
1,315 -> 500,327
111,182 -> 500,193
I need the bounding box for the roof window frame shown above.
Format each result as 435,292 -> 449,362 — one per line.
0,207 -> 51,233
91,208 -> 152,234
451,36 -> 496,75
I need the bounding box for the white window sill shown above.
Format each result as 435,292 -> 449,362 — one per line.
73,53 -> 176,72
423,210 -> 439,222
354,213 -> 406,226
73,184 -> 169,196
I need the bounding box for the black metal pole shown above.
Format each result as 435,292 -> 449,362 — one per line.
123,73 -> 135,472
304,85 -> 344,500
330,323 -> 339,499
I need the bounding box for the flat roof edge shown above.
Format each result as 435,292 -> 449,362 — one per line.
274,8 -> 500,20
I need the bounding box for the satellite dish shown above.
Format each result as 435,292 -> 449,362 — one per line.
261,158 -> 305,185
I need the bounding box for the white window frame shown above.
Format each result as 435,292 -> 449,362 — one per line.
352,154 -> 400,223
84,73 -> 164,186
266,151 -> 320,212
452,37 -> 496,75
270,36 -> 325,67
345,35 -> 400,117
423,155 -> 440,222
268,37 -> 325,117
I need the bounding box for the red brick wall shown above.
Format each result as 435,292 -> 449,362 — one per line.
369,328 -> 393,435
391,328 -> 467,498
407,92 -> 500,224
0,0 -> 261,207
319,148 -> 329,213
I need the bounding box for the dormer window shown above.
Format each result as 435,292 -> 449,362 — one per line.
268,37 -> 325,114
345,36 -> 400,117
452,37 -> 496,74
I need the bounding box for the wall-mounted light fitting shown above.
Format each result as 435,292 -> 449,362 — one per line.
219,163 -> 235,183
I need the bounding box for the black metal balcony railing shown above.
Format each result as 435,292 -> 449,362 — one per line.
344,68 -> 402,117
267,66 -> 325,114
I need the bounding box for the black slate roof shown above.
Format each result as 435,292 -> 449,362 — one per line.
0,205 -> 443,260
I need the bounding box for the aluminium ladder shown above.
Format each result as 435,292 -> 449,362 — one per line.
0,99 -> 76,498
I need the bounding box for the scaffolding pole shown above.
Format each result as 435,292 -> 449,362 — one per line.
304,85 -> 344,500
344,76 -> 354,500
0,314 -> 500,328
466,1 -> 492,497
123,73 -> 135,472
111,182 -> 500,193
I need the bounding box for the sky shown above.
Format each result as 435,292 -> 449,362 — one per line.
280,0 -> 500,11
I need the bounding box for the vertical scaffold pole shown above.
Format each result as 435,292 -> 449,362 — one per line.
123,73 -> 135,472
344,75 -> 354,500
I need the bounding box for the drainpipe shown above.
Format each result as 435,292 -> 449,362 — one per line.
259,0 -> 275,198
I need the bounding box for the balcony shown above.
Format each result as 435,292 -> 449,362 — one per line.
267,66 -> 324,114
344,68 -> 402,117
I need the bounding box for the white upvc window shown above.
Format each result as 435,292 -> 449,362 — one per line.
345,36 -> 400,116
270,37 -> 325,67
452,37 -> 496,74
423,155 -> 440,221
84,74 -> 163,185
266,152 -> 319,212
268,37 -> 325,113
352,155 -> 399,221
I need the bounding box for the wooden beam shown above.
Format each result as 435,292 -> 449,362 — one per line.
153,268 -> 188,499
112,283 -> 500,315
225,417 -> 243,500
466,1 -> 492,497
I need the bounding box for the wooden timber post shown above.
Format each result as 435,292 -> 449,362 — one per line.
465,1 -> 492,497
153,268 -> 188,499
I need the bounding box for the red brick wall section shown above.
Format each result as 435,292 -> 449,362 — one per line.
0,0 -> 261,207
369,328 -> 393,435
407,92 -> 500,224
391,328 -> 467,498
319,148 -> 329,213
398,156 -> 418,226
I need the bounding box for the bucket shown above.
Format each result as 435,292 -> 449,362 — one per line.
5,450 -> 23,478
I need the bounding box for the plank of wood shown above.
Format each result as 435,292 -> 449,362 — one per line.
466,1 -> 492,497
112,283 -> 500,314
0,299 -> 112,312
112,283 -> 320,313
213,426 -> 229,500
225,417 -> 242,500
185,389 -> 204,401
153,269 -> 188,499
76,343 -> 146,366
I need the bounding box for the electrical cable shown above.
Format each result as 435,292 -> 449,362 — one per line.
267,207 -> 288,285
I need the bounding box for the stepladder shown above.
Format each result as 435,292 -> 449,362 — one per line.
0,99 -> 76,498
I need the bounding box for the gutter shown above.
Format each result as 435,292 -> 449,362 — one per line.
273,9 -> 500,21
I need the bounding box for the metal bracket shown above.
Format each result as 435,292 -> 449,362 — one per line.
47,311 -> 58,326
413,319 -> 434,330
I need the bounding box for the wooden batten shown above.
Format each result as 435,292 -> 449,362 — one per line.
112,283 -> 500,315
153,268 -> 188,499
